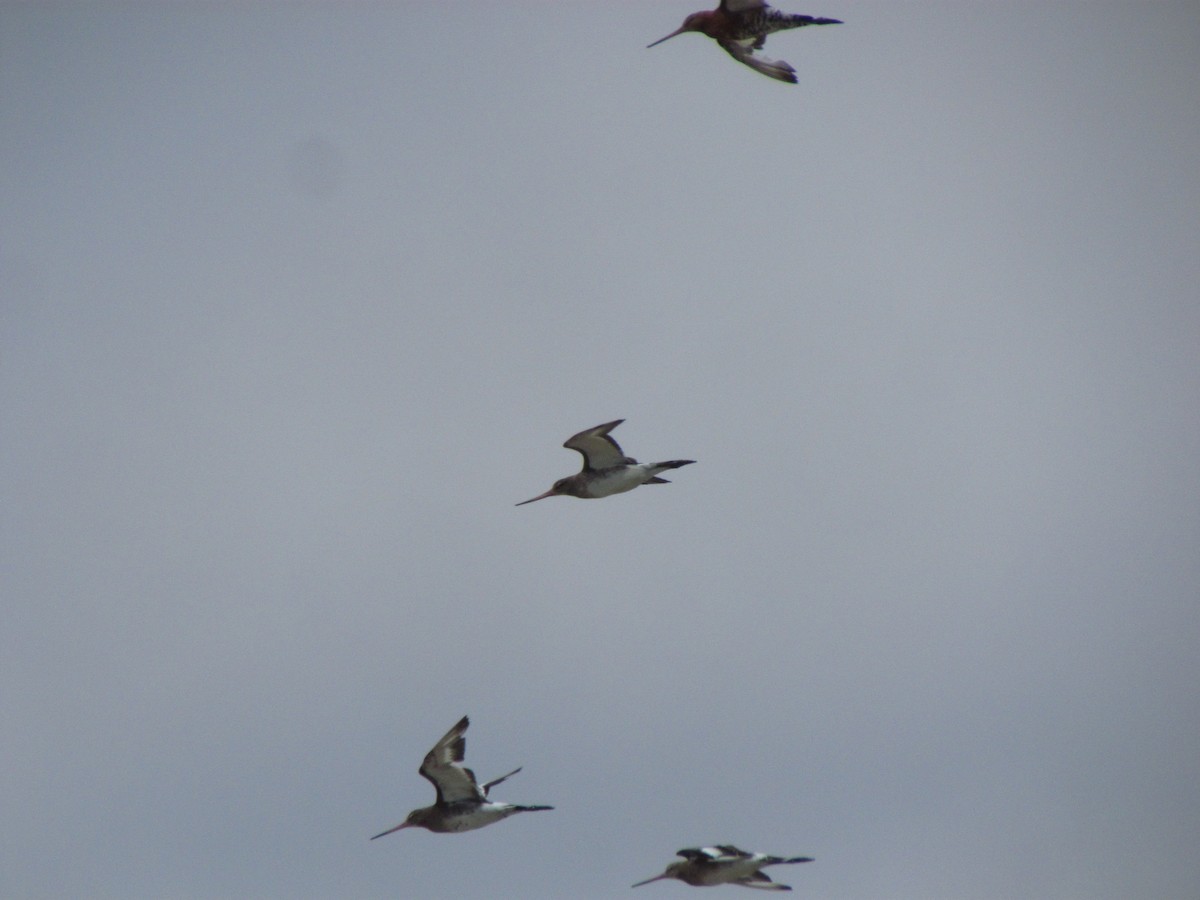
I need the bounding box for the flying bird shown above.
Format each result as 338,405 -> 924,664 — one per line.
632,845 -> 814,891
370,716 -> 552,838
648,0 -> 841,84
516,419 -> 694,506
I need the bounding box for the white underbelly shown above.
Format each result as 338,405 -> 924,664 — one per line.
442,804 -> 513,832
590,466 -> 651,497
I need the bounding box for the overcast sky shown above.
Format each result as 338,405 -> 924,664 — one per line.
3,2 -> 1199,898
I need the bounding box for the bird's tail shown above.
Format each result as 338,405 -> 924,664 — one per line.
644,459 -> 696,484
783,13 -> 842,27
765,856 -> 814,866
651,459 -> 696,471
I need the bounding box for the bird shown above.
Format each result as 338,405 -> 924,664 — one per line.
647,0 -> 841,84
632,845 -> 814,891
516,419 -> 695,506
370,716 -> 552,838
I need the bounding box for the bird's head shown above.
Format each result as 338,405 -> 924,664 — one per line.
515,476 -> 572,506
647,12 -> 716,48
369,807 -> 427,840
631,862 -> 687,887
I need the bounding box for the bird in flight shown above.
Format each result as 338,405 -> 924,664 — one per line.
516,419 -> 694,506
370,716 -> 552,838
632,845 -> 814,891
648,0 -> 841,84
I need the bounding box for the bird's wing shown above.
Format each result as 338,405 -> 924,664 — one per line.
732,874 -> 787,890
721,0 -> 769,13
718,38 -> 798,83
563,419 -> 633,470
418,716 -> 485,804
678,846 -> 736,862
712,845 -> 753,859
480,766 -> 521,798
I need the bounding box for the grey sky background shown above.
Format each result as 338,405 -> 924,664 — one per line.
3,2 -> 1198,898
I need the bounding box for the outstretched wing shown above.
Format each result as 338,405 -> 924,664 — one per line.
733,871 -> 788,890
480,766 -> 521,798
713,845 -> 753,859
418,716 -> 485,805
677,846 -> 745,862
718,38 -> 798,83
563,419 -> 634,470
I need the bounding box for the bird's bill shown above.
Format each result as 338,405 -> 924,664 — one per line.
515,488 -> 556,506
369,821 -> 411,840
647,27 -> 686,48
631,873 -> 670,887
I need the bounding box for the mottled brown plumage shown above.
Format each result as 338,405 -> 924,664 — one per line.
648,0 -> 841,83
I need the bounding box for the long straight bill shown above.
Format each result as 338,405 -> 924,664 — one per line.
631,873 -> 670,887
369,821 -> 411,840
647,27 -> 686,48
515,489 -> 556,506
